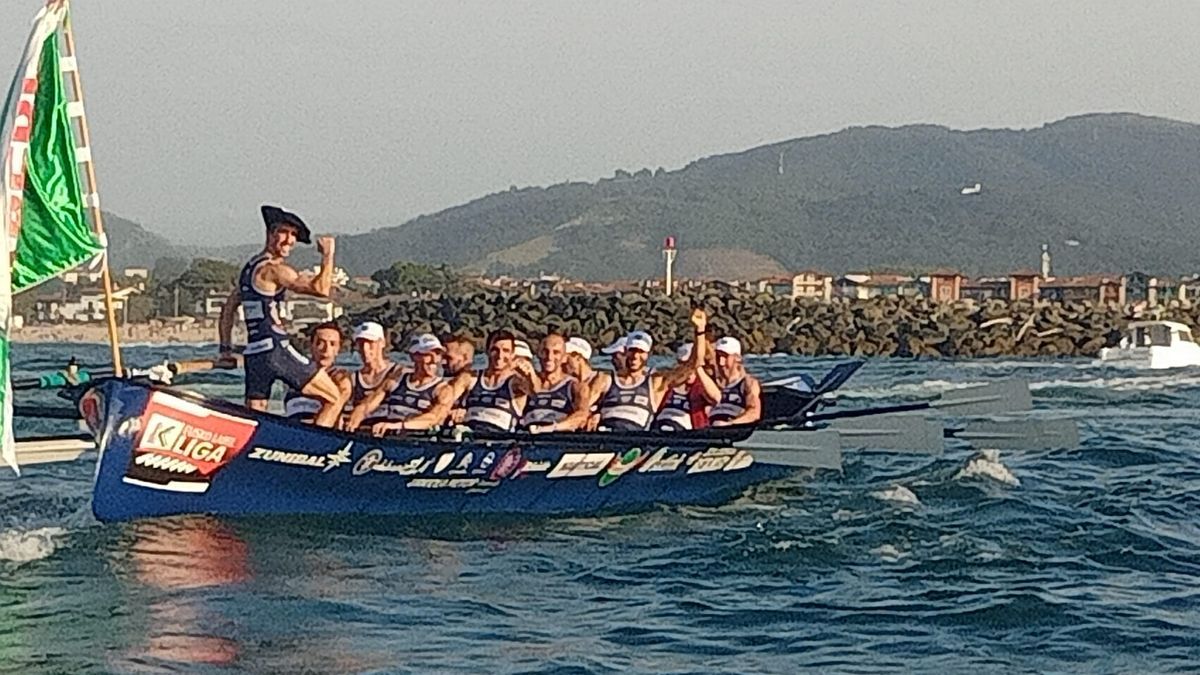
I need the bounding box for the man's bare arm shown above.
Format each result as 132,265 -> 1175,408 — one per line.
346,370 -> 401,431
271,237 -> 336,298
217,287 -> 241,355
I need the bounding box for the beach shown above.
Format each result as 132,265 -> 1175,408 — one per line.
11,320 -> 242,345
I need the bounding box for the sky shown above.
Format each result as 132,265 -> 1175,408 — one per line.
4,0 -> 1199,245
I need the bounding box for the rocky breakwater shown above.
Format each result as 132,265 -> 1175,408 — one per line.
341,288 -> 1197,357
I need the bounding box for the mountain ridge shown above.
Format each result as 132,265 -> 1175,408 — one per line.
105,112 -> 1200,280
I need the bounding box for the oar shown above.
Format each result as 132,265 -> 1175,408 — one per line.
12,355 -> 242,391
738,429 -> 842,469
829,413 -> 945,454
947,418 -> 1080,450
13,433 -> 94,465
809,378 -> 1033,422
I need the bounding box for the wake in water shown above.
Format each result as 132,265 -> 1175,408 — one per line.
0,526 -> 66,564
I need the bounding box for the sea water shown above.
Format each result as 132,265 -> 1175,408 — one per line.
1,343 -> 1198,673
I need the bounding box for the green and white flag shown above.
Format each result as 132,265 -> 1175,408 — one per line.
0,1 -> 104,473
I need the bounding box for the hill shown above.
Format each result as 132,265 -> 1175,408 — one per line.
108,113 -> 1200,280
327,113 -> 1200,279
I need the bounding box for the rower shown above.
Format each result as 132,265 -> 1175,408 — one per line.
283,321 -> 351,423
521,334 -> 591,433
347,321 -> 402,429
601,335 -> 629,378
651,341 -> 720,431
709,337 -> 762,426
462,329 -> 534,433
357,334 -> 459,435
596,310 -> 708,431
442,335 -> 477,425
217,205 -> 347,427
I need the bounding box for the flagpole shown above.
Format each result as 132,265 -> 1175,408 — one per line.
60,1 -> 122,376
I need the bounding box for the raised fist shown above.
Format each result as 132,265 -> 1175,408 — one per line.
316,236 -> 336,257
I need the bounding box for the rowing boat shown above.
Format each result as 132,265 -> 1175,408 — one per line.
81,377 -> 826,522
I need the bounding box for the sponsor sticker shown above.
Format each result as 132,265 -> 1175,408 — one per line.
547,452 -> 615,479
598,448 -> 646,487
685,447 -> 754,474
248,442 -> 352,473
123,393 -> 258,493
637,447 -> 688,473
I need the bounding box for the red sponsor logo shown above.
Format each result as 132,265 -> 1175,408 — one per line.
5,75 -> 38,240
134,394 -> 258,476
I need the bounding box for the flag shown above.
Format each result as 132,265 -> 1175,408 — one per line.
0,2 -> 104,473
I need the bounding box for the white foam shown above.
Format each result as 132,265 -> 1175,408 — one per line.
872,543 -> 908,562
955,449 -> 1020,487
0,526 -> 66,563
871,485 -> 921,506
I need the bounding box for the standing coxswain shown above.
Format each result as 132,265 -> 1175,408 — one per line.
218,205 -> 347,427
708,337 -> 762,426
594,311 -> 708,431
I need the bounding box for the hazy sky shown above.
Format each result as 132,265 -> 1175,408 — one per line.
4,1 -> 1198,245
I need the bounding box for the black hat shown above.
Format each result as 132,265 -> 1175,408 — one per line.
260,205 -> 312,244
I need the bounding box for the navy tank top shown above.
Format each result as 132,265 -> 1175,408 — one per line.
652,385 -> 693,431
238,253 -> 287,353
520,377 -> 577,429
385,373 -> 444,421
464,374 -> 521,433
597,374 -> 655,431
709,377 -> 749,424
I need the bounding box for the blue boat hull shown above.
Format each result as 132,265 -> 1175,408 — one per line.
84,379 -> 795,523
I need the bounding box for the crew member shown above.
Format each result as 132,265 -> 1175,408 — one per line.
461,329 -> 534,433
283,321 -> 350,423
595,311 -> 708,431
521,333 -> 591,433
442,334 -> 477,417
353,334 -> 459,435
708,337 -> 763,426
347,321 -> 402,429
652,342 -> 720,431
218,205 -> 346,427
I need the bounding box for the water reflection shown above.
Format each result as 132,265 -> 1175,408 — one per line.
111,517 -> 248,670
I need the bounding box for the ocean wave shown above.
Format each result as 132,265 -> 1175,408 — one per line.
0,526 -> 66,564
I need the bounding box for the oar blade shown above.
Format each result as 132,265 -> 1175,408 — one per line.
740,429 -> 842,469
951,418 -> 1080,450
14,435 -> 94,465
933,379 -> 1033,416
831,413 -> 945,454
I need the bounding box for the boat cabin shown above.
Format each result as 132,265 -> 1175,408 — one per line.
1121,321 -> 1195,349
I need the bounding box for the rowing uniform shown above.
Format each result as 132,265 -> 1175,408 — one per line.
283,384 -> 322,423
239,253 -> 319,399
464,374 -> 523,433
597,374 -> 655,431
520,376 -> 577,429
709,377 -> 750,425
653,384 -> 693,431
350,365 -> 401,427
384,373 -> 444,421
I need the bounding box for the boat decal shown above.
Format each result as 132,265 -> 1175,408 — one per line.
598,448 -> 647,487
686,447 -> 754,474
637,447 -> 688,473
122,392 -> 258,494
547,452 -> 614,479
247,441 -> 352,473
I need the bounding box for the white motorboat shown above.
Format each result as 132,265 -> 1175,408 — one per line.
1098,321 -> 1200,369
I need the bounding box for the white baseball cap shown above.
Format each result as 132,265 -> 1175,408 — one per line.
353,321 -> 385,343
676,342 -> 694,362
408,333 -> 445,354
626,331 -> 653,353
565,337 -> 593,361
600,336 -> 627,355
514,340 -> 534,360
714,336 -> 743,356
